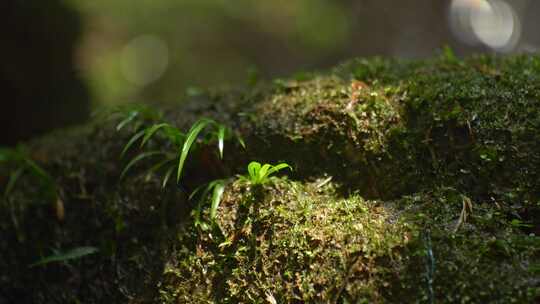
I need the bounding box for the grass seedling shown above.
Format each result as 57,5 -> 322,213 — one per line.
239,161 -> 292,185
115,109 -> 246,228
95,103 -> 163,132
29,246 -> 98,268
1,147 -> 61,241
189,179 -> 227,230
119,117 -> 243,187
187,161 -> 292,231
0,147 -> 57,201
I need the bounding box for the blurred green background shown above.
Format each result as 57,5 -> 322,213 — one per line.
72,0 -> 354,105
2,0 -> 539,144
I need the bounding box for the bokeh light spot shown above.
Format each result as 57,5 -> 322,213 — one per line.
449,0 -> 520,52
121,35 -> 169,86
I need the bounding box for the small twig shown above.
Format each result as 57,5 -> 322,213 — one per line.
315,176 -> 333,189
453,196 -> 473,233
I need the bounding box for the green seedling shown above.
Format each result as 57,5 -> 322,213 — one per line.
120,117 -> 243,187
239,161 -> 292,185
189,179 -> 227,230
1,147 -> 60,241
0,147 -> 56,200
95,103 -> 163,132
30,246 -> 98,267
510,219 -> 533,229
119,121 -> 184,187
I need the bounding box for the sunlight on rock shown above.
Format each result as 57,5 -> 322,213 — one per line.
120,35 -> 169,86
449,0 -> 520,52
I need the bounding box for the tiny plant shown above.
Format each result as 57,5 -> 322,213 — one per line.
1,147 -> 61,241
189,179 -> 227,230
29,246 -> 98,268
95,103 -> 162,133
112,106 -> 249,228
239,161 -> 292,185
119,121 -> 182,188
119,117 -> 244,187
0,146 -> 57,201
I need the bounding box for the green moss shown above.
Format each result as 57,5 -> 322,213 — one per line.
388,188 -> 539,303
2,54 -> 540,302
160,178 -> 411,303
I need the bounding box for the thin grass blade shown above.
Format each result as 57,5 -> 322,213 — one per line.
163,125 -> 185,146
120,151 -> 165,180
258,164 -> 272,181
30,246 -> 98,267
248,161 -> 261,181
4,167 -> 25,197
267,163 -> 292,175
146,158 -> 174,175
24,158 -> 53,184
133,121 -> 144,132
235,132 -> 246,150
161,165 -> 176,189
193,182 -> 214,226
177,118 -> 214,183
141,123 -> 170,148
116,110 -> 139,131
0,148 -> 15,163
217,125 -> 226,159
210,181 -> 225,220
121,130 -> 145,158
189,184 -> 205,200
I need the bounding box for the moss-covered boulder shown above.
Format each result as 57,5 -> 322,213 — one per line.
1,53 -> 539,303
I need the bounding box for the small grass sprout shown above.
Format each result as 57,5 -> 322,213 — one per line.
95,103 -> 163,132
1,147 -> 62,240
0,147 -> 57,201
119,117 -> 243,187
239,161 -> 292,185
189,179 -> 227,230
29,246 -> 99,268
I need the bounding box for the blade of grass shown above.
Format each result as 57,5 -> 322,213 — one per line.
163,125 -> 185,146
235,132 -> 246,150
177,118 -> 214,184
189,183 -> 206,200
258,164 -> 272,181
146,158 -> 175,175
0,148 -> 16,162
217,125 -> 226,159
29,246 -> 98,267
4,167 -> 25,197
267,163 -> 292,175
120,151 -> 165,180
133,121 -> 144,132
210,181 -> 225,220
193,182 -> 214,228
248,161 -> 261,181
24,158 -> 53,185
116,110 -> 139,131
121,130 -> 145,158
140,123 -> 171,148
161,165 -> 176,189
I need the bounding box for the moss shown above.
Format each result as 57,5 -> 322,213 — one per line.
387,188 -> 539,303
2,54 -> 540,303
160,178 -> 411,303
159,181 -> 539,303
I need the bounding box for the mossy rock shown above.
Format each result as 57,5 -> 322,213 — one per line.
1,54 -> 539,303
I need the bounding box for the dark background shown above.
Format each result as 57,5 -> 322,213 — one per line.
2,0 -> 538,145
